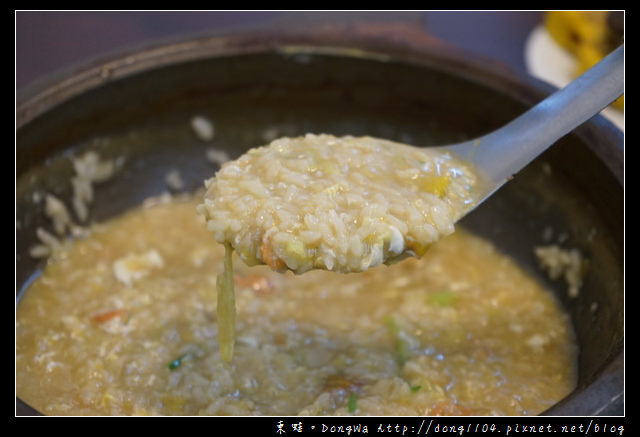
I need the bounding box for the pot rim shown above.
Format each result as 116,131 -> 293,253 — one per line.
16,23 -> 623,178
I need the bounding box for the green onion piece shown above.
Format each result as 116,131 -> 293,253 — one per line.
168,354 -> 187,371
383,315 -> 399,336
217,242 -> 236,362
348,391 -> 357,413
395,339 -> 409,367
410,385 -> 422,393
383,315 -> 409,367
427,290 -> 457,306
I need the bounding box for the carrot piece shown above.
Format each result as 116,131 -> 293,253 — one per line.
323,374 -> 365,393
91,309 -> 126,324
429,401 -> 473,416
260,241 -> 285,271
233,274 -> 274,295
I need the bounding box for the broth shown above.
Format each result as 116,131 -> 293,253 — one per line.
16,196 -> 576,416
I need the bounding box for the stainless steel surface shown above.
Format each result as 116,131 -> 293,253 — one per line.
443,45 -> 624,208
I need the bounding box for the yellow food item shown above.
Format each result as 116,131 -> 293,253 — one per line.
545,11 -> 609,55
545,11 -> 624,110
216,242 -> 236,362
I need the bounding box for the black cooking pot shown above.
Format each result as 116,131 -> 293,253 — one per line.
16,24 -> 623,416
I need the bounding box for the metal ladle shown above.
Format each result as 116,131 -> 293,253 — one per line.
444,44 -> 624,211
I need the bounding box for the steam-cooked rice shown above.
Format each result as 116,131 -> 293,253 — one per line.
198,134 -> 480,274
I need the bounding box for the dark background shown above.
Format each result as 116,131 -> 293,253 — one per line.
16,11 -> 545,91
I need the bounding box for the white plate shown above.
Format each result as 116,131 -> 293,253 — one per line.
524,25 -> 624,132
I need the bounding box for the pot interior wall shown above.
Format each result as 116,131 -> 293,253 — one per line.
16,50 -> 623,415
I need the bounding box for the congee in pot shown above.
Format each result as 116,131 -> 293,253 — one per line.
16,159 -> 577,415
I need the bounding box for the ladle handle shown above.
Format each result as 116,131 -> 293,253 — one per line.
454,44 -> 624,189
